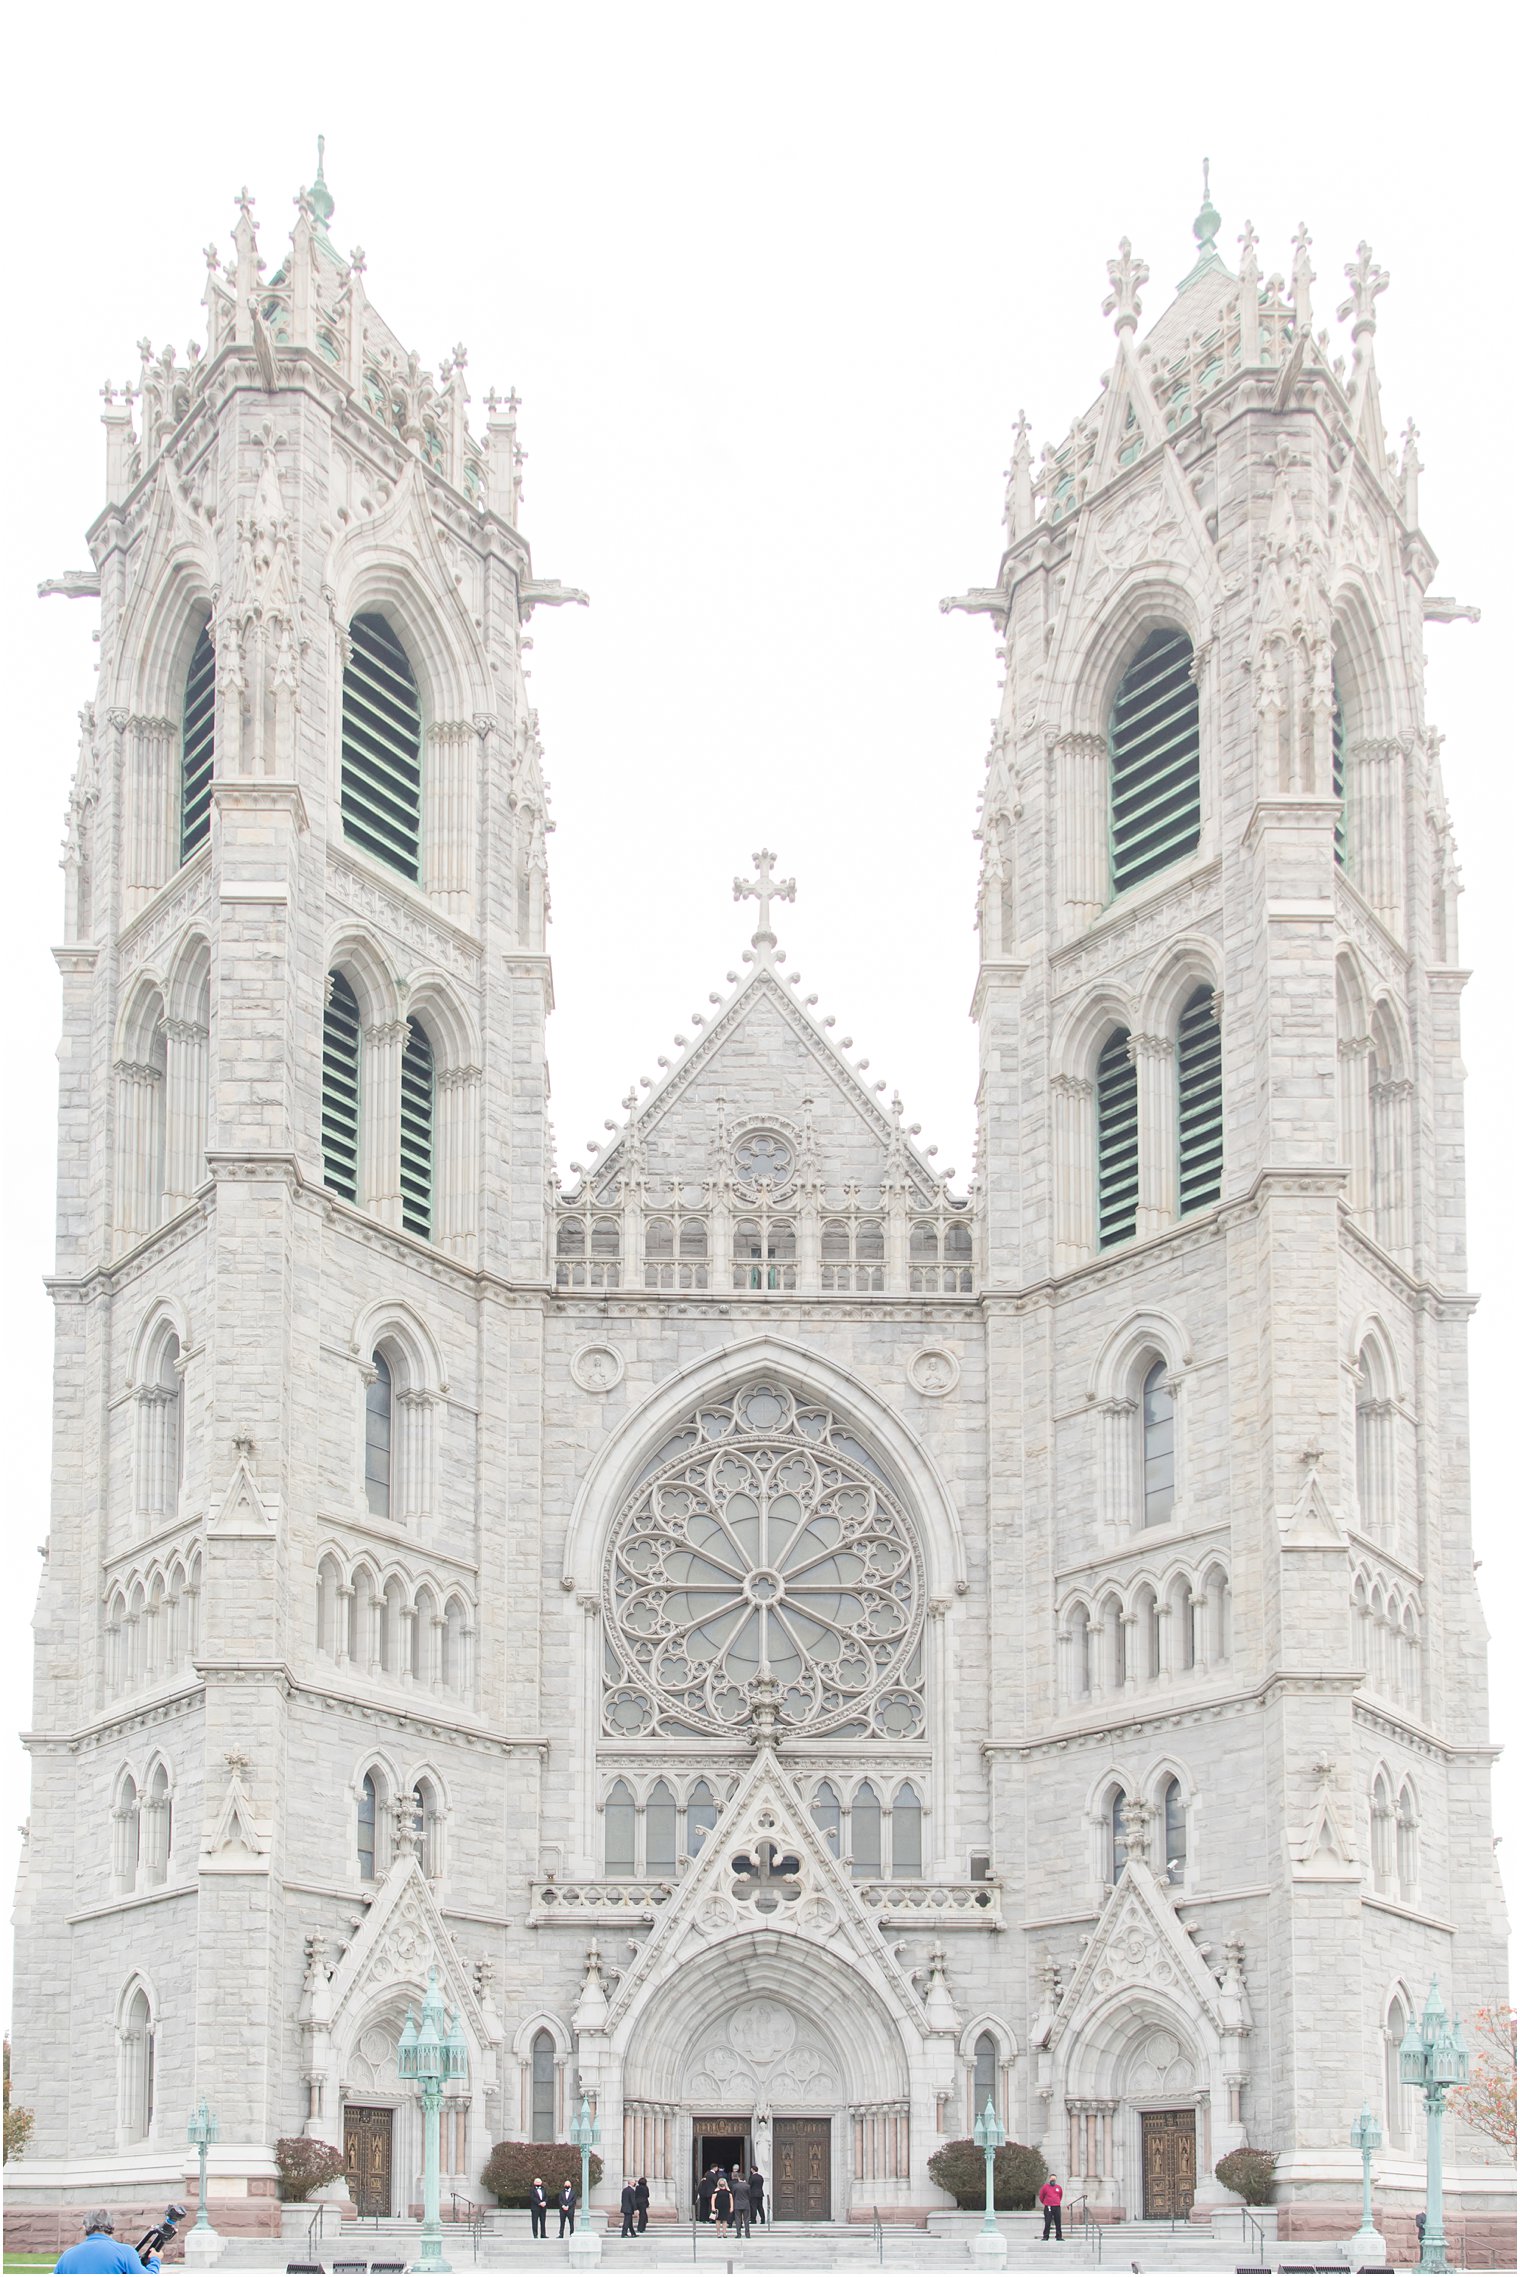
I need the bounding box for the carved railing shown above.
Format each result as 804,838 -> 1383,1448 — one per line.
528,1878 -> 674,1923
856,1879 -> 1002,1923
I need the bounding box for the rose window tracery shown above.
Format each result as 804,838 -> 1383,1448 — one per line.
603,1381 -> 925,1740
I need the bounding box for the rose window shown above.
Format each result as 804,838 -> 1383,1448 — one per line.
603,1381 -> 925,1740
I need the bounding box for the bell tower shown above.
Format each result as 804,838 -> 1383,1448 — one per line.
15,150 -> 583,2210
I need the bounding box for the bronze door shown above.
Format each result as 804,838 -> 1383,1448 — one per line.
344,2104 -> 393,2218
772,2118 -> 830,2221
1140,2108 -> 1196,2220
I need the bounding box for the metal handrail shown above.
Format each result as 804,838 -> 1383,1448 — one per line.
1240,2205 -> 1266,2259
872,2204 -> 884,2264
1070,2194 -> 1102,2265
306,2201 -> 328,2252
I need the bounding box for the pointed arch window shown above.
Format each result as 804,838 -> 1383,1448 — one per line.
342,613 -> 422,880
1109,1789 -> 1127,1884
973,2032 -> 999,2126
1108,628 -> 1201,895
1161,1777 -> 1187,1884
645,1779 -> 678,1875
1331,666 -> 1348,868
531,2029 -> 557,2142
121,1983 -> 156,2143
412,1777 -> 443,1879
1384,1995 -> 1410,2147
143,1762 -> 173,1888
891,1782 -> 923,1877
604,1779 -> 636,1876
357,1772 -> 378,1881
399,1018 -> 435,1240
1141,1361 -> 1175,1527
851,1782 -> 883,1878
180,624 -> 216,862
1176,985 -> 1223,1214
812,1782 -> 842,1857
322,971 -> 362,1202
364,1352 -> 393,1520
686,1780 -> 718,1855
1096,1027 -> 1139,1248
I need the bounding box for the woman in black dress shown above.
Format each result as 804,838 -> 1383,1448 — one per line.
712,2173 -> 734,2237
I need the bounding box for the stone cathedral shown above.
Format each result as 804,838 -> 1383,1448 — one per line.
10,158 -> 1511,2254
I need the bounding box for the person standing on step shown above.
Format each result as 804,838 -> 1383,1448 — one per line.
712,2171 -> 734,2238
748,2164 -> 766,2227
730,2169 -> 751,2240
557,2179 -> 577,2237
696,2166 -> 715,2224
529,2178 -> 549,2240
1038,2174 -> 1064,2241
619,2179 -> 637,2238
634,2177 -> 649,2235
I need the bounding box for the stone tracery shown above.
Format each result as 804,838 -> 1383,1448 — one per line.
602,1381 -> 925,1741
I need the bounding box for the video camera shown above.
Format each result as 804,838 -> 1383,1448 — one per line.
134,2204 -> 188,2261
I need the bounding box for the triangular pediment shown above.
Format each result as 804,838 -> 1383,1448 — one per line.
601,1745 -> 931,2037
1047,1861 -> 1223,2053
575,962 -> 950,1206
327,1851 -> 491,2047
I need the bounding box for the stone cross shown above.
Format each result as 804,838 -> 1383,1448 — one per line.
1102,239 -> 1149,336
733,847 -> 796,950
1338,242 -> 1389,338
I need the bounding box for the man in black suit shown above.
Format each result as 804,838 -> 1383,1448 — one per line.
619,2180 -> 637,2238
529,2179 -> 549,2239
557,2181 -> 577,2237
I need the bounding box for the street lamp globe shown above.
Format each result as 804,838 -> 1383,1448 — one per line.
1350,2104 -> 1383,2156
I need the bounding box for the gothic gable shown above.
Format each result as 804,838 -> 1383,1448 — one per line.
1046,1859 -> 1225,2058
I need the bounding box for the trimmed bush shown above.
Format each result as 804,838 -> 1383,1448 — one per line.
274,2136 -> 348,2202
1214,2147 -> 1277,2205
482,2140 -> 605,2208
928,2138 -> 1047,2210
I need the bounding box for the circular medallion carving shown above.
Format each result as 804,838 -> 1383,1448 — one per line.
572,1343 -> 626,1393
908,1347 -> 960,1398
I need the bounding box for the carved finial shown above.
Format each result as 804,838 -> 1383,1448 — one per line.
1338,242 -> 1389,339
235,186 -> 256,220
1401,419 -> 1422,525
1102,238 -> 1149,336
1192,158 -> 1221,258
1290,224 -> 1315,334
1237,220 -> 1260,285
733,847 -> 797,955
99,380 -> 118,408
1003,410 -> 1033,542
309,135 -> 335,233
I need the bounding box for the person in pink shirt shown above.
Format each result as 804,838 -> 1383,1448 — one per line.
1038,2175 -> 1064,2240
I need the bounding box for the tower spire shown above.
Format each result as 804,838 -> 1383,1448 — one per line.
309,133 -> 335,236
1192,157 -> 1220,260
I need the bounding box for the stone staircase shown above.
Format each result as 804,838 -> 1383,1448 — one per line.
203,2208 -> 1372,2274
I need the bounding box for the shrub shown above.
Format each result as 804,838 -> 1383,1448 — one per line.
482,2140 -> 604,2208
274,2136 -> 348,2202
928,2138 -> 1047,2210
1214,2147 -> 1277,2205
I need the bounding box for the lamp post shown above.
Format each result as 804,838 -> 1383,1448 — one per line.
971,2095 -> 1007,2268
568,2093 -> 603,2267
1346,2102 -> 1386,2269
183,2097 -> 222,2268
397,1968 -> 468,2276
1399,1976 -> 1470,2275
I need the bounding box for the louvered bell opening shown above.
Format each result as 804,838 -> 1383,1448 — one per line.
1109,628 -> 1201,896
342,613 -> 422,880
1177,985 -> 1223,1215
400,1019 -> 434,1240
1331,669 -> 1347,868
1096,1027 -> 1139,1249
322,971 -> 362,1202
180,625 -> 216,862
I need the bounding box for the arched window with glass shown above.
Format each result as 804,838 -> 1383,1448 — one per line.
812,1782 -> 843,1856
530,2030 -> 557,2142
645,1780 -> 678,1875
1140,1360 -> 1175,1526
322,971 -> 362,1203
364,1352 -> 393,1520
399,1017 -> 435,1240
1176,984 -> 1222,1214
1096,1027 -> 1139,1248
341,613 -> 423,881
180,622 -> 216,862
412,1776 -> 443,1879
851,1782 -> 883,1878
604,1779 -> 636,1875
121,1982 -> 156,2143
1108,1789 -> 1127,1884
357,1771 -> 379,1881
891,1783 -> 923,1877
685,1780 -> 718,1855
1108,627 -> 1201,895
972,2032 -> 999,2127
1161,1777 -> 1187,1884
1331,662 -> 1348,869
1384,1995 -> 1409,2147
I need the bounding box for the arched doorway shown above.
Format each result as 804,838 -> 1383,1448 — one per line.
1061,1996 -> 1210,2219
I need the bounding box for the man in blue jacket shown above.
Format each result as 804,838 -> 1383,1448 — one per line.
54,2210 -> 161,2273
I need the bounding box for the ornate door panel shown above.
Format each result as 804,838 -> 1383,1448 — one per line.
344,2104 -> 393,2218
1140,2108 -> 1196,2220
772,2118 -> 830,2221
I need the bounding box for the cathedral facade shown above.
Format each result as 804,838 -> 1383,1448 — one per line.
10,161 -> 1511,2247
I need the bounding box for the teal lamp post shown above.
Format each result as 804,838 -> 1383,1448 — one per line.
972,2096 -> 1007,2265
397,1969 -> 468,2276
568,2093 -> 602,2263
187,2097 -> 219,2230
1346,2102 -> 1385,2268
1399,1978 -> 1470,2274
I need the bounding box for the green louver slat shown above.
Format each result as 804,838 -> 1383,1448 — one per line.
1109,628 -> 1201,895
342,613 -> 422,879
1096,1027 -> 1139,1249
180,625 -> 216,862
1177,984 -> 1223,1215
322,972 -> 362,1202
399,1019 -> 434,1240
1331,669 -> 1347,868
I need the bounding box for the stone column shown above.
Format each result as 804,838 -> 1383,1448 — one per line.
361,1019 -> 408,1227
1052,1076 -> 1094,1265
114,1059 -> 163,1247
1055,733 -> 1108,928
434,1064 -> 481,1255
161,1017 -> 210,1210
1131,1032 -> 1176,1235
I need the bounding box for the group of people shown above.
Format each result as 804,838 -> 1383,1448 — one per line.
695,2163 -> 766,2236
527,2178 -> 582,2238
616,2178 -> 653,2236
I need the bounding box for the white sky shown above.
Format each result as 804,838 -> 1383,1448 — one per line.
2,8 -> 1513,2033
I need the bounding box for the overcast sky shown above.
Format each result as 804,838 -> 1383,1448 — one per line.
2,9 -> 1512,2030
